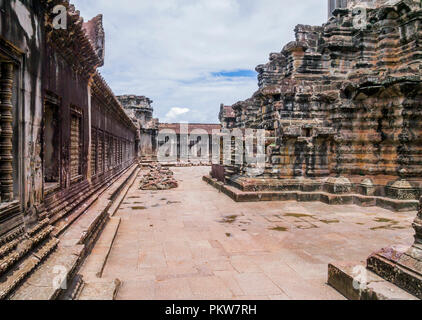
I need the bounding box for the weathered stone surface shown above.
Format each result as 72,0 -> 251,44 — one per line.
77,279 -> 120,300
78,167 -> 417,300
219,0 -> 422,208
0,1 -> 139,300
215,0 -> 422,299
364,195 -> 422,298
118,95 -> 159,160
139,164 -> 178,190
328,262 -> 418,300
203,175 -> 419,212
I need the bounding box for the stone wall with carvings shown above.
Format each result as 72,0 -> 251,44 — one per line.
0,0 -> 139,299
222,0 -> 422,202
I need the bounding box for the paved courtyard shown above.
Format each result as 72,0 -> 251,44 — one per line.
80,167 -> 416,300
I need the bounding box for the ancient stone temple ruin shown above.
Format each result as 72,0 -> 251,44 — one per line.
158,123 -> 222,164
206,0 -> 422,299
219,104 -> 236,129
0,1 -> 139,299
118,95 -> 159,161
117,95 -> 222,165
212,0 -> 422,211
1,0 -> 421,301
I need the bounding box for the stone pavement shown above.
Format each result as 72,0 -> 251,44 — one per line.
79,167 -> 416,300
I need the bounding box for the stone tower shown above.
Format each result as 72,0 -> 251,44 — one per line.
117,95 -> 159,159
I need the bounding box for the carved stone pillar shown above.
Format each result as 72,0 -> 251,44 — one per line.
0,63 -> 14,201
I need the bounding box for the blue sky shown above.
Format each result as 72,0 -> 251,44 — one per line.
72,0 -> 327,123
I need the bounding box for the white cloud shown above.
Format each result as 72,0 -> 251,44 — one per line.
164,107 -> 190,122
72,0 -> 327,123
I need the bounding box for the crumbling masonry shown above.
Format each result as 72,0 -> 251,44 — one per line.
117,95 -> 159,161
215,0 -> 422,299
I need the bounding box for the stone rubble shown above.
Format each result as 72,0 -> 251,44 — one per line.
139,164 -> 178,190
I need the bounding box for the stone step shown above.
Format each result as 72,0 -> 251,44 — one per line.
203,175 -> 418,212
9,244 -> 84,300
0,237 -> 60,300
59,165 -> 138,250
6,164 -> 138,300
367,245 -> 422,299
78,217 -> 121,279
0,225 -> 54,276
77,279 -> 121,300
0,237 -> 20,260
46,183 -> 92,222
0,218 -> 51,262
61,274 -> 84,300
50,167 -> 130,230
328,262 -> 419,300
109,168 -> 140,217
52,192 -> 101,238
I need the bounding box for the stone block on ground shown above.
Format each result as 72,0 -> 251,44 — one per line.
328,262 -> 418,300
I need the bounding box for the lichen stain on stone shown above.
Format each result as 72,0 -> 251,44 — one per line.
270,226 -> 289,232
320,219 -> 340,224
131,206 -> 147,210
374,218 -> 398,224
370,218 -> 407,231
167,201 -> 181,205
370,225 -> 406,231
284,213 -> 313,218
220,215 -> 239,224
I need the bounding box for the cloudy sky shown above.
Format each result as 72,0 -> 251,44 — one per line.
72,0 -> 327,123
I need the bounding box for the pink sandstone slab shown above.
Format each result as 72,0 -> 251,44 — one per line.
79,167 -> 415,300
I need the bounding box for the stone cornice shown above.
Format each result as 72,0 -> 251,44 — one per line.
91,72 -> 138,133
42,1 -> 102,79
